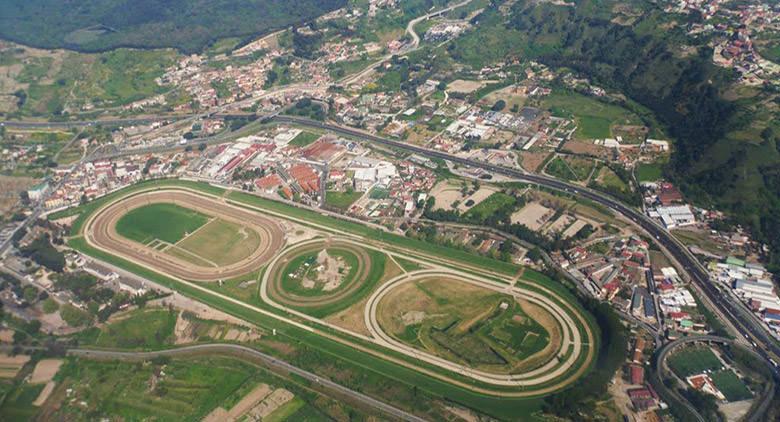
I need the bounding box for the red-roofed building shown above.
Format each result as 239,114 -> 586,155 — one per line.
255,174 -> 284,192
288,164 -> 320,194
302,139 -> 345,163
668,312 -> 690,321
658,183 -> 683,206
630,364 -> 644,385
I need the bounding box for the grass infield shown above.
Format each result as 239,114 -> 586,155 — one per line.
115,202 -> 209,244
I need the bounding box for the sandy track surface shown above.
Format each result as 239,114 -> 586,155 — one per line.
265,238 -> 372,309
85,190 -> 284,282
364,270 -> 593,387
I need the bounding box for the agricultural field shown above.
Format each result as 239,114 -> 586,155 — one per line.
667,345 -> 723,377
93,308 -> 177,350
47,357 -> 264,421
0,44 -> 177,117
115,203 -> 209,245
545,156 -> 595,182
592,166 -> 632,198
0,383 -> 44,420
376,277 -> 554,373
710,369 -> 752,402
541,91 -> 643,140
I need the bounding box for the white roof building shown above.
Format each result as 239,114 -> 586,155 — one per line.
652,205 -> 695,229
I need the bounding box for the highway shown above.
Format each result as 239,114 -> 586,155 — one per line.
271,115 -> 780,372
6,110 -> 779,368
67,344 -> 427,422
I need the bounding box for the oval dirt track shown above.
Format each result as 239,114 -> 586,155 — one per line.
85,189 -> 285,282
266,238 -> 373,309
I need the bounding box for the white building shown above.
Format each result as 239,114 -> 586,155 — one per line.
650,205 -> 696,228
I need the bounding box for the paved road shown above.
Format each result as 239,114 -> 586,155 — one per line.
272,115 -> 780,373
67,344 -> 427,422
654,335 -> 776,422
0,117 -> 179,129
338,0 -> 473,86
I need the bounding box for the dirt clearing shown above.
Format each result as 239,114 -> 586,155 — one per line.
29,359 -> 63,383
511,202 -> 553,230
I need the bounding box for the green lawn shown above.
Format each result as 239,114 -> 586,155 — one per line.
115,203 -> 209,244
325,190 -> 362,211
60,303 -> 92,327
264,396 -> 306,422
464,192 -> 516,221
289,131 -> 321,147
710,370 -> 752,402
94,308 -> 177,349
667,346 -> 723,377
635,163 -> 664,183
280,248 -> 360,297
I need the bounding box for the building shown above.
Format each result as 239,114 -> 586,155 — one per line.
27,182 -> 49,201
650,205 -> 696,228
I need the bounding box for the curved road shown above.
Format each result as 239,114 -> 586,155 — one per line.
338,0 -> 473,86
273,115 -> 780,373
68,343 -> 427,422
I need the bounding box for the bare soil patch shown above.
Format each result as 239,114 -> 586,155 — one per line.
29,359 -> 63,384
518,151 -> 550,172
0,354 -> 30,378
511,202 -> 553,230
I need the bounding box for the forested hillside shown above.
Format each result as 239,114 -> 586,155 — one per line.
448,0 -> 780,271
0,0 -> 345,53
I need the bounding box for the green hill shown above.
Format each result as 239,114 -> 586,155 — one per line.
0,0 -> 345,53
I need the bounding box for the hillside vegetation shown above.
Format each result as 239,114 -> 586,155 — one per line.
447,0 -> 780,271
0,0 -> 345,53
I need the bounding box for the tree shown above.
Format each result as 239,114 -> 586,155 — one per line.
527,247 -> 543,262
491,99 -> 506,111
23,286 -> 38,304
198,143 -> 207,152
